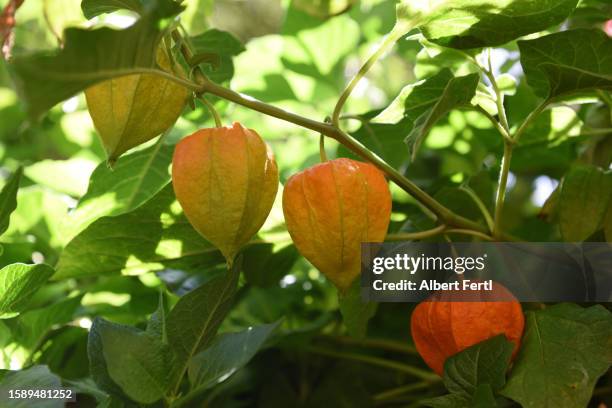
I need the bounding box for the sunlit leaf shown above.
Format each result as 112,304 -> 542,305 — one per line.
0,263 -> 55,318
0,166 -> 21,237
397,0 -> 579,49
519,29 -> 612,100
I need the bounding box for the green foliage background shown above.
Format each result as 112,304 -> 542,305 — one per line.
0,0 -> 611,407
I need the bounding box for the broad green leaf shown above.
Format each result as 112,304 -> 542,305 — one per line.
0,263 -> 55,318
517,106 -> 582,146
3,187 -> 70,250
64,377 -> 109,403
61,143 -> 173,243
422,393 -> 470,408
56,185 -> 223,279
0,365 -> 62,408
414,40 -> 478,80
242,243 -> 298,287
397,0 -> 579,49
470,384 -> 498,408
88,319 -> 129,399
93,317 -> 171,403
81,0 -> 143,19
443,335 -> 514,396
373,69 -> 479,158
338,279 -> 377,339
190,29 -> 245,84
519,29 -> 612,100
501,304 -> 612,408
282,12 -> 359,76
11,295 -> 82,349
187,321 -> 279,390
0,166 -> 22,237
146,291 -> 167,342
559,165 -> 612,241
24,158 -> 96,197
167,259 -> 240,388
8,0 -> 184,118
338,114 -> 412,170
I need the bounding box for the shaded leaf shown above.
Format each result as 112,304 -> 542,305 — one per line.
187,321 -> 279,390
92,317 -> 171,404
242,243 -> 298,287
189,29 -> 245,84
501,304 -> 612,408
422,393 -> 470,408
443,335 -> 514,396
0,263 -> 55,318
339,279 -> 377,339
8,0 -> 184,118
0,166 -> 21,237
88,319 -> 129,399
12,295 -> 82,349
166,259 -> 241,388
519,29 -> 612,100
559,165 -> 612,241
0,365 -> 62,408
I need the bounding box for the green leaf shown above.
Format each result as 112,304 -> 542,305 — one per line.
242,243 -> 298,287
0,166 -> 22,237
414,40 -> 478,80
24,158 -> 95,197
0,263 -> 55,318
8,0 -> 184,118
61,142 -> 173,242
81,0 -> 143,19
282,11 -> 359,76
443,335 -> 514,396
167,259 -> 241,388
422,393 -> 470,408
374,69 -> 479,159
519,29 -> 612,100
56,185 -> 223,279
187,321 -> 279,390
337,114 -> 412,170
338,279 -> 377,339
558,165 -> 612,241
0,366 -> 63,408
88,319 -> 129,400
92,317 -> 172,404
501,304 -> 612,408
189,29 -> 245,84
470,384 -> 498,408
398,0 -> 579,49
12,295 -> 82,349
146,291 -> 167,342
